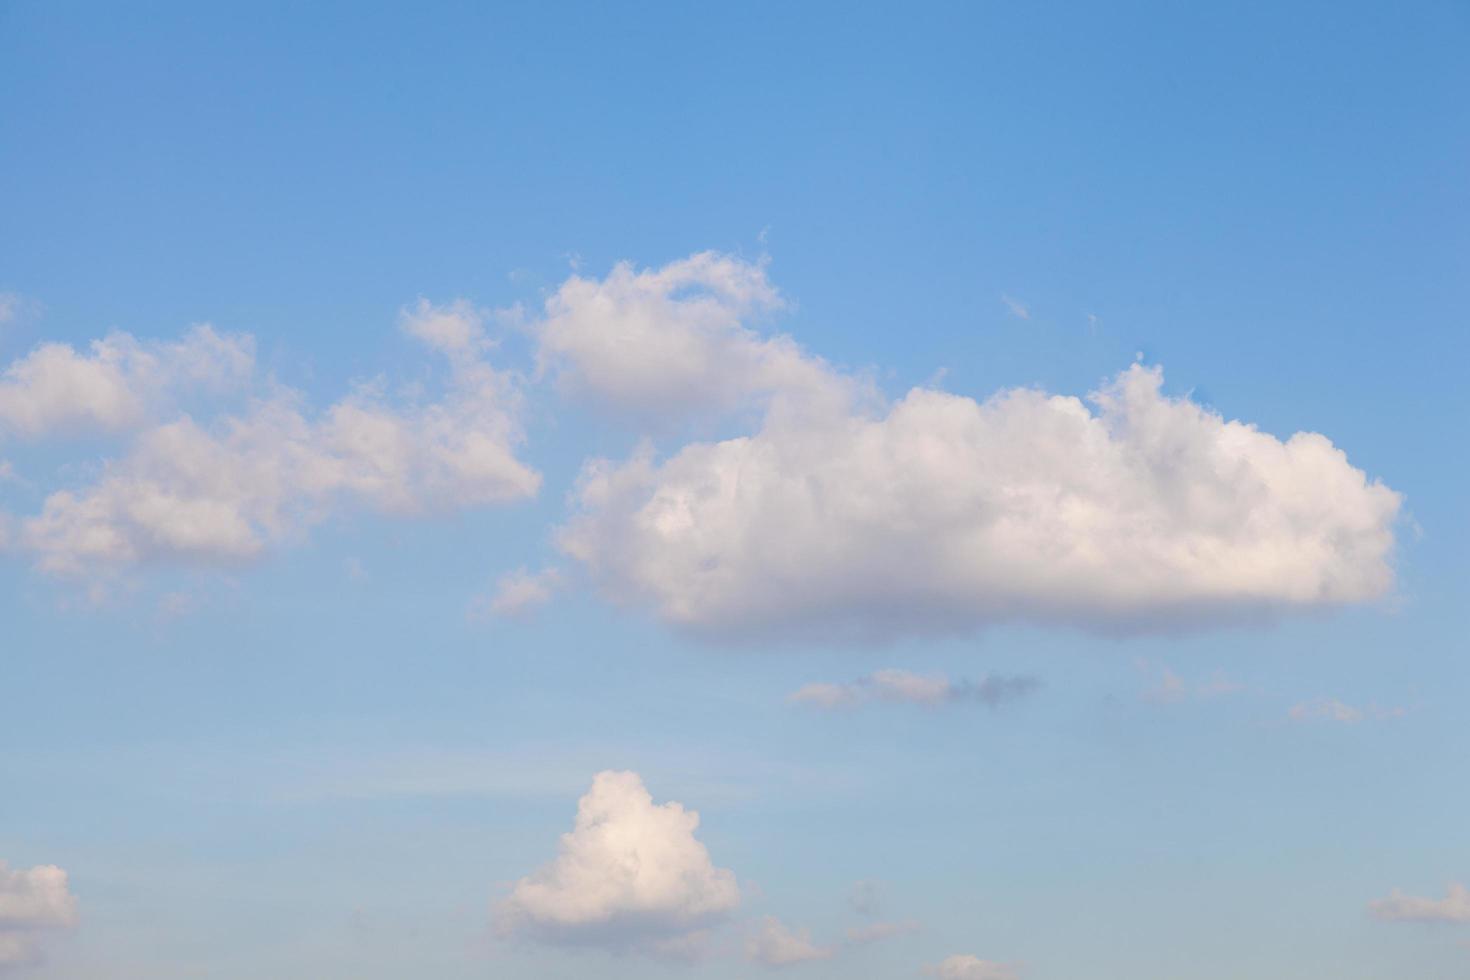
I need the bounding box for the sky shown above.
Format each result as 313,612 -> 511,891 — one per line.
0,2 -> 1467,977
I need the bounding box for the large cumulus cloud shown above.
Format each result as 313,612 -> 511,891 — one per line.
559,358 -> 1400,640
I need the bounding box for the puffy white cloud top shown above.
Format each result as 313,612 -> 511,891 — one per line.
495,771 -> 740,952
560,360 -> 1401,640
1369,883 -> 1470,923
534,251 -> 841,418
0,326 -> 253,441
0,861 -> 79,969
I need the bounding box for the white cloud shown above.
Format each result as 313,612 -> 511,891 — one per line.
1001,295 -> 1030,320
560,359 -> 1400,641
0,294 -> 19,327
495,770 -> 741,953
532,252 -> 846,418
927,954 -> 1019,980
1288,697 -> 1406,724
1137,660 -> 1243,704
1369,883 -> 1470,924
0,325 -> 254,441
746,916 -> 835,967
789,669 -> 1039,710
400,297 -> 487,356
18,304 -> 538,577
471,566 -> 562,621
0,861 -> 79,970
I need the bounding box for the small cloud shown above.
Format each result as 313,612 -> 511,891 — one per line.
1288,697 -> 1406,724
493,771 -> 740,955
1086,312 -> 1099,333
746,916 -> 835,968
926,954 -> 1019,980
0,860 -> 80,969
1136,660 -> 1242,705
789,669 -> 1040,711
155,590 -> 197,622
1001,295 -> 1030,320
0,292 -> 40,329
343,557 -> 368,583
1140,665 -> 1188,704
845,919 -> 921,945
399,298 -> 488,356
1369,883 -> 1470,923
470,567 -> 562,621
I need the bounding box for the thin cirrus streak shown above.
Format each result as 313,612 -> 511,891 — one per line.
788,669 -> 1040,710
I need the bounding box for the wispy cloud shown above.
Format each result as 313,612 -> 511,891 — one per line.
926,954 -> 1019,980
1136,660 -> 1243,704
746,916 -> 835,967
1001,294 -> 1030,320
846,919 -> 921,945
471,566 -> 563,621
1369,883 -> 1470,923
789,669 -> 1040,710
1288,697 -> 1406,724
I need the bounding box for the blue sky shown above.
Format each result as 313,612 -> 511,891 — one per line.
1,2 -> 1467,977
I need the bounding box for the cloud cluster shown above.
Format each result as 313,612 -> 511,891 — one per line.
0,861 -> 78,970
560,350 -> 1401,640
1369,883 -> 1470,924
745,916 -> 835,967
926,954 -> 1019,980
789,669 -> 1040,710
495,770 -> 740,953
0,326 -> 253,441
15,302 -> 538,577
1,252 -> 1405,640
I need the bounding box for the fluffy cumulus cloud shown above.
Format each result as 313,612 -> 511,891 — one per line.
17,302 -> 538,576
559,353 -> 1402,641
531,251 -> 844,418
1369,883 -> 1470,924
0,861 -> 79,970
926,954 -> 1019,980
789,669 -> 1039,710
495,770 -> 741,954
0,326 -> 254,441
745,916 -> 835,967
